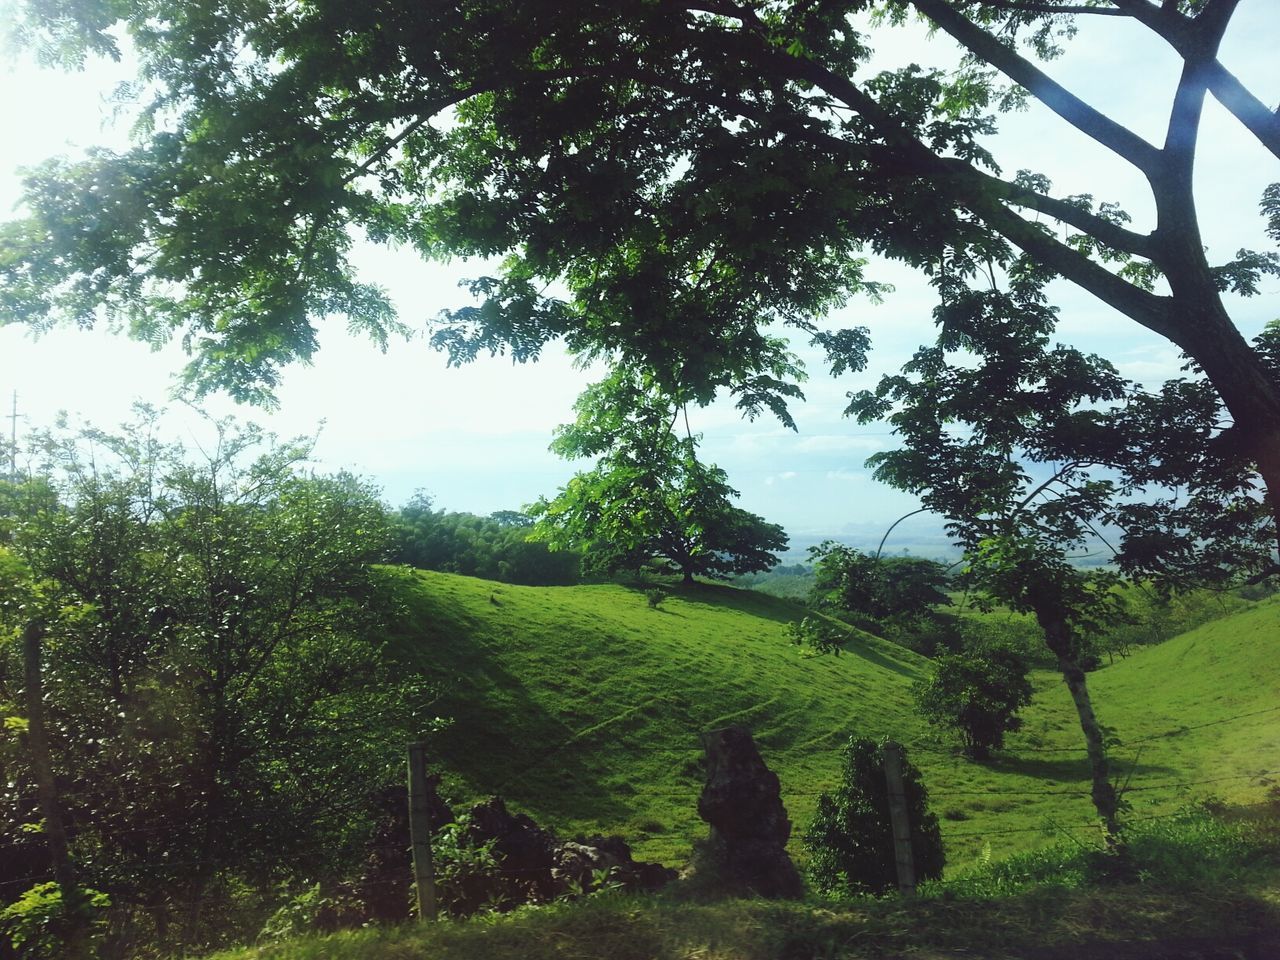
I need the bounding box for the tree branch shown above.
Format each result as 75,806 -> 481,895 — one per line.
974,1 -> 1129,15
340,89 -> 477,187
1110,1 -> 1278,159
973,195 -> 1181,342
908,0 -> 1162,175
950,161 -> 1159,260
709,39 -> 1177,342
1202,61 -> 1280,162
1107,0 -> 1193,41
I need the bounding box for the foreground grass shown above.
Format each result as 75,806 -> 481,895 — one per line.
212,885 -> 1280,960
212,870 -> 1280,960
389,570 -> 1280,869
209,802 -> 1280,959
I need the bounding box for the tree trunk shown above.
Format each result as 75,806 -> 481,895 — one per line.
22,620 -> 89,956
1147,90 -> 1280,547
1033,609 -> 1122,842
1177,311 -> 1280,540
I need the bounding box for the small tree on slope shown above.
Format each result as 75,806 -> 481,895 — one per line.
848,266 -> 1274,840
915,646 -> 1034,761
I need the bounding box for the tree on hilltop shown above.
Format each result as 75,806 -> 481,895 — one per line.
530,366 -> 788,583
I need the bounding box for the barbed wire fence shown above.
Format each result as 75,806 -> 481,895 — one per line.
4,703 -> 1278,922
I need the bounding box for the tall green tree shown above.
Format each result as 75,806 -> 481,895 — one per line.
530,366 -> 788,583
3,2 -> 1277,544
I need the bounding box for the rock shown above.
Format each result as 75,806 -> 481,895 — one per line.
554,836 -> 678,895
446,797 -> 675,915
692,725 -> 803,899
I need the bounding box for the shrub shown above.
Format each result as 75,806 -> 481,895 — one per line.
786,614 -> 851,655
645,588 -> 668,610
914,647 -> 1033,759
1,883 -> 110,960
803,738 -> 944,895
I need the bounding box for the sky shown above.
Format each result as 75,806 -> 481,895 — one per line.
1,6 -> 1277,555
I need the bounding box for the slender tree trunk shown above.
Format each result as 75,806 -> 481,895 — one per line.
182,695 -> 228,950
1033,609 -> 1122,842
22,619 -> 89,956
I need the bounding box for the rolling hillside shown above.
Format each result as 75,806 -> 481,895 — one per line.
388,569 -> 1280,868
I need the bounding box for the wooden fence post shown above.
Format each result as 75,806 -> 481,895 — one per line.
882,740 -> 916,897
407,741 -> 438,921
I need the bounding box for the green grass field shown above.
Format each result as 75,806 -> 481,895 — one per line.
388,569 -> 1280,869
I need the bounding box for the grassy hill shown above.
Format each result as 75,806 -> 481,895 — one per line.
388,569 -> 1280,869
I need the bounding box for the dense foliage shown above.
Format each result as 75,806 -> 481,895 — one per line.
392,494 -> 581,586
914,646 -> 1034,759
807,542 -> 952,650
803,737 -> 944,896
0,412 -> 439,958
810,545 -> 949,620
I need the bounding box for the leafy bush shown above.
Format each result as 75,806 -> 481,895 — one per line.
786,615 -> 852,655
257,884 -> 331,945
644,588 -> 668,609
914,646 -> 1033,759
431,816 -> 503,917
803,738 -> 944,895
1,883 -> 110,960
809,544 -> 951,621
805,544 -> 954,654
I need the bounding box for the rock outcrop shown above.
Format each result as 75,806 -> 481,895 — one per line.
691,725 -> 803,899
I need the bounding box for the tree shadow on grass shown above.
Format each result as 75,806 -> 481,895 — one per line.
838,636 -> 922,680
986,753 -> 1179,784
385,581 -> 643,829
630,580 -> 925,680
630,579 -> 809,625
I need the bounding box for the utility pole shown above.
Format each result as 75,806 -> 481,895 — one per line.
6,390 -> 17,480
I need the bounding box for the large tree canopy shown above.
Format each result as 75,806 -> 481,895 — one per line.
2,1 -> 1277,526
